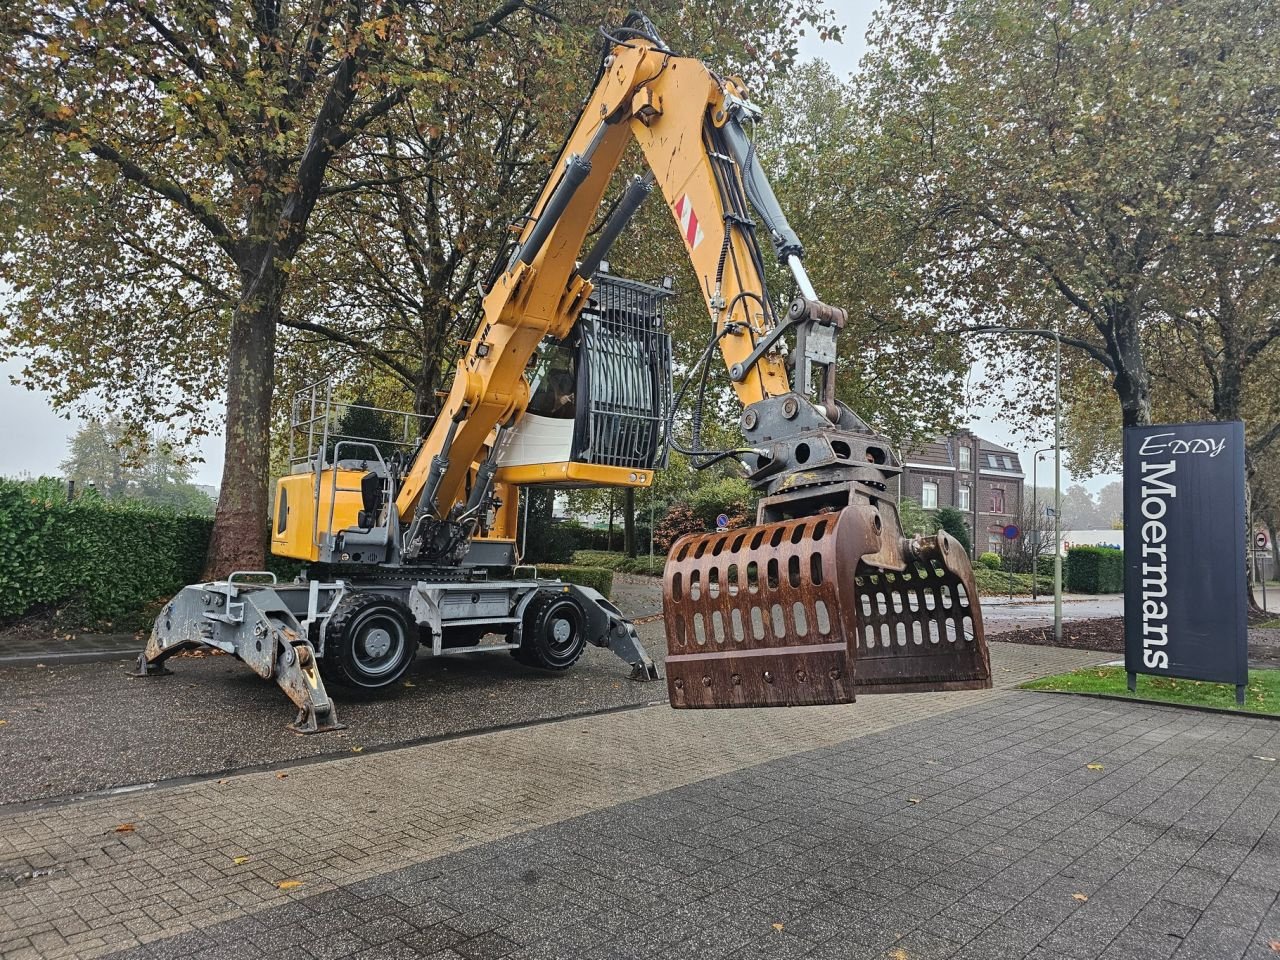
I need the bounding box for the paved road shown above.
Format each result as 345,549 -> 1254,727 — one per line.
982,596 -> 1123,632
0,623 -> 675,806
610,575 -> 1126,633
2,641 -> 1277,960
0,579 -> 1127,805
3,642 -> 1104,959
1255,586 -> 1280,617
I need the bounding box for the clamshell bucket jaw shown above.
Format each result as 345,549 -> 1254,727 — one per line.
662,498 -> 990,709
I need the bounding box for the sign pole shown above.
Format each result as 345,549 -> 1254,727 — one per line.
1258,531 -> 1270,613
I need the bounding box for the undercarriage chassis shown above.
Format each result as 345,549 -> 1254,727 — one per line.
135,571 -> 659,733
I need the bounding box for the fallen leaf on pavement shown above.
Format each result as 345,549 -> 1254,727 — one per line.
1072,893 -> 1089,902
276,880 -> 304,890
1086,763 -> 1104,771
217,779 -> 229,785
771,923 -> 784,932
1253,756 -> 1277,762
114,824 -> 135,833
0,720 -> 8,726
232,856 -> 250,865
276,773 -> 288,780
888,948 -> 910,960
350,746 -> 364,753
907,798 -> 921,805
402,681 -> 415,688
1267,940 -> 1280,953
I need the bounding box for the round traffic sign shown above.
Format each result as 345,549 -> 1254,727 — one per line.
1002,524 -> 1020,540
716,514 -> 730,529
1259,531 -> 1270,549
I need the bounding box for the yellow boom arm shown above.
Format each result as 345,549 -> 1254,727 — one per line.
394,36 -> 805,546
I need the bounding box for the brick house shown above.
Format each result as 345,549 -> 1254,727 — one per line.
892,429 -> 1025,557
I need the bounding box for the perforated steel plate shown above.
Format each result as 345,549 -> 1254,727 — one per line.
662,504 -> 990,708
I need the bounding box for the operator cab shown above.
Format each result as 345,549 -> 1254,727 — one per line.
494,270 -> 674,487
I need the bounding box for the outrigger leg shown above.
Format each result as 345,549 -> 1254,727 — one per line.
134,581 -> 345,734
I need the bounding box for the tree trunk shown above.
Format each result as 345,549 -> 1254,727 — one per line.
624,487 -> 636,558
203,260 -> 283,578
1111,312 -> 1153,428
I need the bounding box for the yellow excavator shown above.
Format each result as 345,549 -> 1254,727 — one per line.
137,14 -> 990,731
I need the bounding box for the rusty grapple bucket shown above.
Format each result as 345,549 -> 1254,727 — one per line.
662,501 -> 991,708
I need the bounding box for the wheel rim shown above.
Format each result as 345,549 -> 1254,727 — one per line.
542,602 -> 582,660
351,609 -> 407,679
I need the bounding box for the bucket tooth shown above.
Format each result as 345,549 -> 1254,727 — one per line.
662,503 -> 990,709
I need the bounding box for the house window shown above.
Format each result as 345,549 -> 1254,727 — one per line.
958,484 -> 971,510
922,481 -> 938,509
1002,456 -> 1014,470
989,534 -> 1002,552
991,487 -> 1006,513
987,454 -> 1000,468
958,445 -> 971,470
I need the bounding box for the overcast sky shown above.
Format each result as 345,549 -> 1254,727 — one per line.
0,0 -> 1118,494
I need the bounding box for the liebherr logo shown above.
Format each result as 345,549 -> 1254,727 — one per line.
674,194 -> 704,250
1138,459 -> 1177,670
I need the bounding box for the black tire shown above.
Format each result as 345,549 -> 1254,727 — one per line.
321,593 -> 416,690
513,595 -> 587,671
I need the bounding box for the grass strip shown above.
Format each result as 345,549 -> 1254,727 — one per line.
1023,665 -> 1280,716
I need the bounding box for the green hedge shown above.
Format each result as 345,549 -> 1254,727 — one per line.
1065,546 -> 1124,593
0,479 -> 212,625
978,551 -> 1002,570
572,550 -> 665,577
530,564 -> 613,599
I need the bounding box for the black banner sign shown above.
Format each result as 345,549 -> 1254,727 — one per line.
1124,421 -> 1247,696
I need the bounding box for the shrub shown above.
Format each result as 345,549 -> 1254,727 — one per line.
932,507 -> 972,555
1035,554 -> 1058,579
0,478 -> 212,626
521,519 -> 578,563
529,564 -> 613,599
973,567 -> 1038,596
978,552 -> 1002,570
688,477 -> 755,530
573,550 -> 664,577
1065,546 -> 1124,593
551,522 -> 652,555
653,504 -> 704,553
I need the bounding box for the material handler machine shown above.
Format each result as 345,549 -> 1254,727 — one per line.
138,15 -> 990,730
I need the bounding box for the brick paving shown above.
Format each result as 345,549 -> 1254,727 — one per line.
83,689 -> 1280,960
2,639 -> 1276,960
0,643 -> 1100,958
124,695 -> 1280,960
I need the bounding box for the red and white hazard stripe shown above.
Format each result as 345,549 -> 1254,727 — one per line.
674,194 -> 705,250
